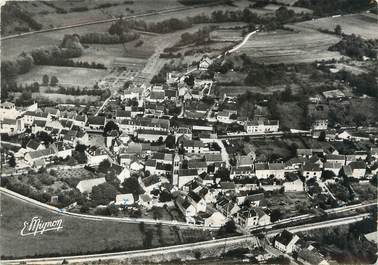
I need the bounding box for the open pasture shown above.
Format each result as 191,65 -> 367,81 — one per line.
0,191 -> 211,259
294,13 -> 378,40
16,65 -> 107,88
236,29 -> 343,64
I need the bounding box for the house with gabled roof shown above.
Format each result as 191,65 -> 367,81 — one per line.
187,190 -> 206,213
342,161 -> 366,179
198,55 -> 213,71
87,116 -> 106,130
274,230 -> 300,253
177,169 -> 198,188
187,160 -> 207,174
76,177 -> 106,193
175,195 -> 196,223
73,115 -> 87,127
236,207 -> 270,228
302,163 -> 322,180
215,196 -> 240,217
26,139 -> 44,151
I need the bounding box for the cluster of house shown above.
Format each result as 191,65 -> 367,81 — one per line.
0,101 -> 108,135
274,230 -> 329,265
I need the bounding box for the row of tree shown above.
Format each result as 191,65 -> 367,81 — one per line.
79,32 -> 140,44
329,34 -> 378,60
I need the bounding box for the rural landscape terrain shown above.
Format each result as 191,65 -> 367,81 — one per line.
0,0 -> 377,264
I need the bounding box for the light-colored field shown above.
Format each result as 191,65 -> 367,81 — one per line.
236,29 -> 343,64
0,191 -> 211,259
2,23 -> 112,60
16,65 -> 108,87
275,0 -> 298,6
210,29 -> 243,42
294,13 -> 378,39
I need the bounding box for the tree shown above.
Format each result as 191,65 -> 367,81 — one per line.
214,167 -> 230,182
318,131 -> 326,141
36,131 -> 53,145
218,220 -> 236,235
122,176 -> 142,197
90,182 -> 117,205
165,135 -> 176,149
334,24 -> 342,35
50,76 -> 58,86
103,120 -> 119,136
159,190 -> 172,202
184,74 -> 194,86
98,159 -> 111,173
42,74 -> 49,85
8,153 -> 16,167
270,209 -> 282,222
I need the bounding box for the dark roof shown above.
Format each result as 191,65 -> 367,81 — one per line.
116,110 -> 131,118
188,191 -> 202,203
60,119 -> 73,128
26,139 -> 41,150
220,181 -> 235,190
145,159 -> 157,167
165,89 -> 177,98
275,230 -> 294,246
87,116 -> 106,125
303,163 -> 321,172
188,160 -> 207,169
349,161 -> 366,170
143,175 -> 161,187
32,120 -> 46,127
255,163 -> 269,170
178,169 -> 198,176
44,107 -> 59,115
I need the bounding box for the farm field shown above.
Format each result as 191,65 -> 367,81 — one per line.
2,22 -> 112,60
0,191 -> 212,259
210,29 -> 243,42
236,29 -> 343,64
293,13 -> 378,40
22,0 -> 185,31
16,66 -> 108,88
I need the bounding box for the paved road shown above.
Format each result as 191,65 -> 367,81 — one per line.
226,30 -> 259,54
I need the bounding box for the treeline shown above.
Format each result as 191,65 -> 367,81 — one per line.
109,7 -> 308,35
31,49 -> 106,69
79,32 -> 139,44
329,34 -> 378,60
175,27 -> 213,47
295,0 -> 372,16
179,0 -> 221,5
49,87 -> 105,96
334,70 -> 377,98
